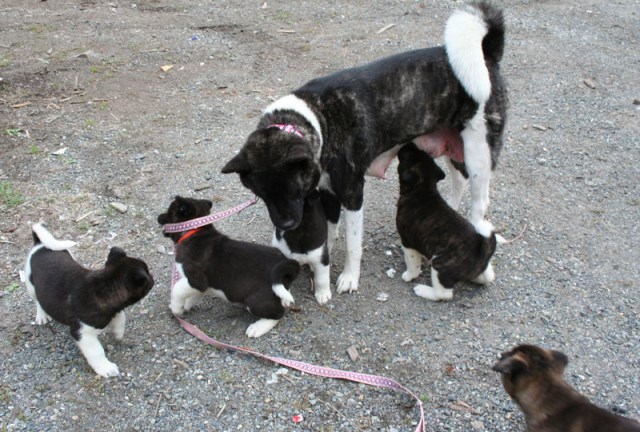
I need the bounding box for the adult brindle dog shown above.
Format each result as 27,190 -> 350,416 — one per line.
222,2 -> 507,297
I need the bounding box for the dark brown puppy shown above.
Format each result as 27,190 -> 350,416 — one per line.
158,196 -> 300,338
396,143 -> 500,301
493,344 -> 640,432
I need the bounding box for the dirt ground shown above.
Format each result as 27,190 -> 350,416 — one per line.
1,1 -> 638,431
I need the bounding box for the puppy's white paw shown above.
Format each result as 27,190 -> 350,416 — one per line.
413,284 -> 453,301
35,310 -> 52,325
474,263 -> 495,285
170,300 -> 185,316
314,285 -> 332,305
92,359 -> 120,378
402,269 -> 420,282
184,295 -> 202,312
246,319 -> 279,338
272,284 -> 294,308
336,271 -> 359,293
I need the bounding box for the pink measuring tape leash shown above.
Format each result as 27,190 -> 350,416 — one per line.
163,198 -> 426,432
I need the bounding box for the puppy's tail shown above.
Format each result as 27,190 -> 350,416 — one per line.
270,259 -> 300,305
32,223 -> 77,251
444,1 -> 505,104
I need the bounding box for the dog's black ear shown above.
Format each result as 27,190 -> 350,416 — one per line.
106,247 -> 127,265
492,354 -> 528,376
551,350 -> 569,369
221,152 -> 250,174
306,189 -> 321,204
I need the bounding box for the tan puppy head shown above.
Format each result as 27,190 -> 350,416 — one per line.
492,344 -> 569,400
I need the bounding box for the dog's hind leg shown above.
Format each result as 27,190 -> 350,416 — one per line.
461,107 -> 491,224
246,318 -> 280,338
170,275 -> 201,316
401,247 -> 423,282
109,311 -> 126,341
25,279 -> 52,325
413,268 -> 453,301
76,323 -> 119,378
473,262 -> 495,285
336,208 -> 363,293
445,158 -> 468,211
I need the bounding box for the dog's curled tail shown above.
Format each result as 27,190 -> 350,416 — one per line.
270,259 -> 301,305
444,1 -> 505,104
32,223 -> 77,251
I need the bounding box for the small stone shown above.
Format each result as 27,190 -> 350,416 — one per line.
157,245 -> 167,255
583,78 -> 596,89
376,292 -> 389,302
110,202 -> 128,213
346,346 -> 359,362
471,420 -> 484,430
531,124 -> 547,131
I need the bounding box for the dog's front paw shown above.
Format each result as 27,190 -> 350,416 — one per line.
246,319 -> 279,338
92,359 -> 120,378
413,284 -> 453,301
170,300 -> 186,316
336,272 -> 359,293
34,310 -> 52,325
473,263 -> 495,285
402,269 -> 420,282
184,295 -> 203,312
314,285 -> 332,305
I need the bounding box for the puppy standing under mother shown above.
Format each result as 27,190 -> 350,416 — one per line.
222,1 -> 507,299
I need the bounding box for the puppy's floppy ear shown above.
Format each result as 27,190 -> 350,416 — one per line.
221,152 -> 250,174
106,247 -> 127,266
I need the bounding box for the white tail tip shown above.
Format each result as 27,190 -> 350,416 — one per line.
32,223 -> 77,251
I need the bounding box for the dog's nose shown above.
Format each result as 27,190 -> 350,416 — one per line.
278,219 -> 298,230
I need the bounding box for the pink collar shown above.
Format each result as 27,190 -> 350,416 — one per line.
268,123 -> 304,139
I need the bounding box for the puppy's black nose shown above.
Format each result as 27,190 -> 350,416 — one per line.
278,219 -> 298,230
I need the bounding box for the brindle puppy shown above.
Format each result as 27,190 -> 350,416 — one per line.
493,344 -> 640,432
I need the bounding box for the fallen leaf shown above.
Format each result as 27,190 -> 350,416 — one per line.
160,64 -> 174,72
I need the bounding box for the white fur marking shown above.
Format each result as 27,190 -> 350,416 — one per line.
461,105 -> 491,224
445,157 -> 468,211
110,311 -> 126,341
473,219 -> 494,238
401,247 -> 423,282
32,223 -> 77,251
264,94 -> 323,151
76,323 -> 119,378
444,7 -> 491,103
246,318 -> 280,338
336,208 -> 363,293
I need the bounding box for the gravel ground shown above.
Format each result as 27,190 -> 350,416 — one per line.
1,1 -> 638,431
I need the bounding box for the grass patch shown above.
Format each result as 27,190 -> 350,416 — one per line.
4,128 -> 23,137
5,283 -> 20,293
0,181 -> 24,208
0,57 -> 11,68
